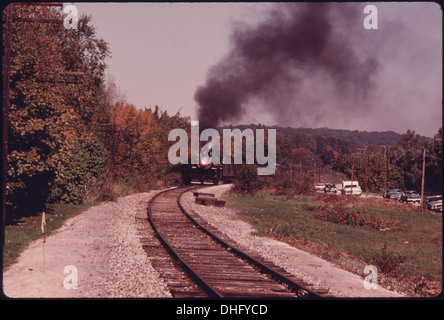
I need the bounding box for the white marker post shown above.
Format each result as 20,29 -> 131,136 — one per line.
41,212 -> 46,272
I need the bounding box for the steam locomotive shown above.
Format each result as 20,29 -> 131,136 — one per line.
182,152 -> 242,185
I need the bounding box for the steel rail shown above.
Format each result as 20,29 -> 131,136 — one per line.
147,187 -> 224,298
177,188 -> 323,299
148,186 -> 325,299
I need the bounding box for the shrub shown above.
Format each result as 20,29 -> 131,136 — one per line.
296,173 -> 315,195
233,164 -> 263,195
371,243 -> 406,277
274,173 -> 314,196
311,196 -> 384,230
47,133 -> 107,204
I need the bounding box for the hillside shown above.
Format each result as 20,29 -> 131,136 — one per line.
277,126 -> 402,149
228,124 -> 402,150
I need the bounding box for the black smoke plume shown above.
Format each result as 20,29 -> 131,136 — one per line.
195,3 -> 379,130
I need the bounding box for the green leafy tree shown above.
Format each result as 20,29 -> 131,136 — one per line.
389,129 -> 427,191
6,5 -> 109,220
57,14 -> 111,125
424,128 -> 442,194
333,153 -> 403,192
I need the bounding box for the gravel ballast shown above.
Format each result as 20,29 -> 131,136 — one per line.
3,185 -> 403,298
180,184 -> 403,298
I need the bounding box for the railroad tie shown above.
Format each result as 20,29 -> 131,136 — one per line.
194,192 -> 226,207
193,192 -> 215,198
194,197 -> 226,207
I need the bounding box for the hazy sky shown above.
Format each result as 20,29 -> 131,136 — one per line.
73,2 -> 442,137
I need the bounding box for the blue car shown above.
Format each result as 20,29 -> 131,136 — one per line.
383,189 -> 403,200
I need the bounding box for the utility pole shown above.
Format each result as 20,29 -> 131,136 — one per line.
1,3 -> 14,253
312,158 -> 316,180
363,144 -> 368,192
420,148 -> 426,207
357,144 -> 369,192
351,156 -> 355,194
380,145 -> 392,190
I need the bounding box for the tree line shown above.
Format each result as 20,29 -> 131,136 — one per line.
274,125 -> 442,194
223,124 -> 442,196
332,128 -> 442,194
5,5 -> 187,222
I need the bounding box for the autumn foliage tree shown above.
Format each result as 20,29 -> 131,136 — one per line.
108,103 -> 189,191
5,5 -> 193,222
5,5 -> 110,220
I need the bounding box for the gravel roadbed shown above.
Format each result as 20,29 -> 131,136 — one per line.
3,191 -> 172,298
3,185 -> 403,298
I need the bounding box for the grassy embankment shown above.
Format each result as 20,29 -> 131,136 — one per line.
3,202 -> 98,270
225,190 -> 442,297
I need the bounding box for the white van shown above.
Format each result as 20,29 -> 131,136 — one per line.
341,181 -> 362,196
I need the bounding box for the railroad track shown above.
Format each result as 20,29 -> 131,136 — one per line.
145,186 -> 329,299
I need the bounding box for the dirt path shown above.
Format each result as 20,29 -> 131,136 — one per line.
2,191 -> 171,298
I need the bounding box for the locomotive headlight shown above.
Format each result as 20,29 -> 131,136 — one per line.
199,155 -> 212,167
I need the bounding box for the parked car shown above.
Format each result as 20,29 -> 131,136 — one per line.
342,185 -> 362,196
426,195 -> 442,212
341,181 -> 362,196
383,189 -> 403,200
315,183 -> 326,192
324,184 -> 338,193
400,191 -> 421,203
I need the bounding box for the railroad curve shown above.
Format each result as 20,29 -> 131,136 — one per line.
147,186 -> 328,299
